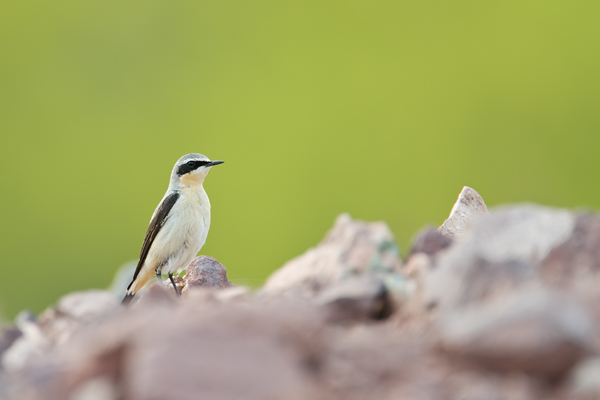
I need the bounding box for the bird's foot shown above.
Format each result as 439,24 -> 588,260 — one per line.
169,273 -> 181,297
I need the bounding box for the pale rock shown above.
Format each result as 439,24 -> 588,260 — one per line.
402,253 -> 433,312
214,286 -> 250,302
565,357 -> 600,396
67,376 -> 119,400
35,290 -> 121,346
381,273 -> 411,311
2,315 -> 49,372
262,214 -> 402,297
58,290 -> 119,322
438,186 -> 489,239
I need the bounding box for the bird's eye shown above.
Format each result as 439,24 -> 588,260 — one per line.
187,161 -> 195,167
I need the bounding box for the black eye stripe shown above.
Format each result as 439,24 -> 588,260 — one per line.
176,160 -> 210,176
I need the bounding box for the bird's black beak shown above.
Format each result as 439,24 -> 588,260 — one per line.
208,160 -> 224,167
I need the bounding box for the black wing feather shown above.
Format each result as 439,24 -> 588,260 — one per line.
127,191 -> 180,290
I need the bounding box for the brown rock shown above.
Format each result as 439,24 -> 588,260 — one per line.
320,325 -> 443,400
317,275 -> 393,323
183,256 -> 234,293
439,288 -> 592,379
7,297 -> 326,400
123,302 -> 323,400
136,282 -> 178,306
408,227 -> 452,257
262,214 -> 402,297
438,186 -> 489,239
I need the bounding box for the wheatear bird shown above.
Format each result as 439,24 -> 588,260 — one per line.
122,153 -> 224,304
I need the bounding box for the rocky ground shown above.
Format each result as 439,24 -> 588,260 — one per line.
2,186 -> 600,400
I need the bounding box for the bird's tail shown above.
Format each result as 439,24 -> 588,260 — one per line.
121,293 -> 135,305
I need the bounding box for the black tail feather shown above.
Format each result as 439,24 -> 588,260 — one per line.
121,293 -> 135,305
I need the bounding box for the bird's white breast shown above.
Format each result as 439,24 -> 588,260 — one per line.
148,186 -> 211,274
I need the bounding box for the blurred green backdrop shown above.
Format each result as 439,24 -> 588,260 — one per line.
1,1 -> 599,318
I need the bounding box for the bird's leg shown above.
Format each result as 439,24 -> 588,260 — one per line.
155,267 -> 162,284
169,273 -> 181,297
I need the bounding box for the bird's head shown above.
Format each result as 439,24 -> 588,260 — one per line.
170,153 -> 224,188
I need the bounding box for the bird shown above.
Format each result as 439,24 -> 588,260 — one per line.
122,153 -> 224,304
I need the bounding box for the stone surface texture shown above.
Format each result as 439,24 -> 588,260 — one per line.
408,227 -> 452,257
438,186 -> 489,238
183,255 -> 235,292
316,275 -> 393,323
261,213 -> 402,297
438,288 -> 592,378
3,188 -> 600,399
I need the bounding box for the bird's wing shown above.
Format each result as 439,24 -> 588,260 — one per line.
127,191 -> 180,291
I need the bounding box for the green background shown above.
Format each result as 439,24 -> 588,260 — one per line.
1,1 -> 599,318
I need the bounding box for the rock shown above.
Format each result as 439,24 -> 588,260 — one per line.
381,273 -> 412,311
262,214 -> 402,297
8,202 -> 600,399
124,303 -> 323,400
183,286 -> 251,306
408,227 -> 452,257
15,310 -> 36,328
183,256 -> 234,293
29,290 -> 120,348
5,296 -> 326,400
438,288 -> 592,379
136,282 -> 178,306
320,325 -> 441,400
444,372 -> 541,400
425,205 -> 576,310
2,314 -> 49,372
317,275 -> 393,323
0,326 -> 21,360
564,357 -> 600,397
401,253 -> 433,313
212,286 -> 249,303
67,376 -> 119,400
2,292 -> 118,374
538,212 -> 600,290
58,290 -> 119,322
438,186 -> 489,239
